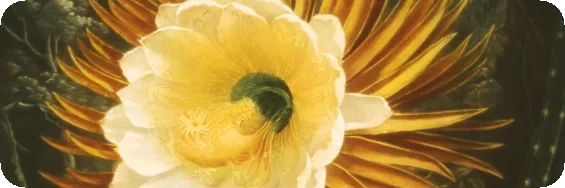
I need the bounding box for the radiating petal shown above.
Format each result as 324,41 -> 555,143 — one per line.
141,27 -> 240,86
101,105 -> 136,144
305,168 -> 326,188
118,132 -> 182,176
339,94 -> 392,131
309,14 -> 345,60
217,0 -> 293,21
117,75 -> 192,128
176,0 -> 223,39
120,47 -> 152,82
111,163 -> 146,188
141,168 -> 204,188
278,150 -> 312,188
156,4 -> 181,28
310,111 -> 344,169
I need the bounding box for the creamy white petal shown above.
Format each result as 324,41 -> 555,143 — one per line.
120,47 -> 152,82
156,4 -> 181,28
176,0 -> 223,39
216,0 -> 292,21
101,105 -> 136,144
116,75 -> 190,128
141,27 -> 238,86
309,14 -> 346,61
141,167 -> 204,188
309,111 -> 344,169
340,93 -> 392,131
110,163 -> 147,188
278,150 -> 312,188
118,132 -> 182,176
324,54 -> 346,104
305,168 -> 326,188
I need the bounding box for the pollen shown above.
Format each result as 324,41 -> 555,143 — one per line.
180,110 -> 211,141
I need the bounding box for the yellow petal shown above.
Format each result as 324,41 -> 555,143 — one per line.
347,108 -> 488,135
341,0 -> 380,53
392,140 -> 503,179
317,0 -> 337,14
270,13 -> 318,80
278,150 -> 312,187
367,33 -> 456,96
342,0 -> 414,80
293,0 -> 315,21
342,136 -> 455,180
382,132 -> 504,150
326,163 -> 367,188
388,34 -> 472,105
393,26 -> 494,108
333,154 -> 436,188
440,119 -> 514,132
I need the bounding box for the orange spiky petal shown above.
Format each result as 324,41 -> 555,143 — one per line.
68,47 -> 127,92
56,58 -> 120,101
326,162 -> 368,188
45,102 -> 104,134
85,28 -> 124,61
39,172 -> 103,188
66,168 -> 114,185
109,0 -> 155,36
41,136 -> 89,156
76,38 -> 126,80
88,0 -> 141,46
439,119 -> 514,132
65,130 -> 121,161
52,93 -> 105,122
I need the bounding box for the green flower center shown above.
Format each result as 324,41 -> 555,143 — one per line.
231,73 -> 293,133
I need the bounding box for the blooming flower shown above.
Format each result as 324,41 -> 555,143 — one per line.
41,0 -> 509,187
102,0 -> 392,187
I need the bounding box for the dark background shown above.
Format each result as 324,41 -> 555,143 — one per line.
1,0 -> 565,187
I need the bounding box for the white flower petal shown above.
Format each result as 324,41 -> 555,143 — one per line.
278,150 -> 312,188
322,54 -> 346,104
216,0 -> 293,21
310,111 -> 344,169
141,167 -> 204,188
305,168 -> 326,188
176,0 -> 223,39
156,4 -> 181,28
141,27 -> 235,85
118,132 -> 182,176
309,14 -> 346,60
110,163 -> 146,188
120,47 -> 152,82
101,105 -> 136,144
116,75 -> 190,128
340,93 -> 393,131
